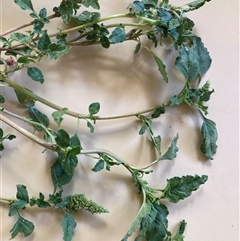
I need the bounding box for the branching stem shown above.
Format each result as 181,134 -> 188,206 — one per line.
0,114 -> 59,152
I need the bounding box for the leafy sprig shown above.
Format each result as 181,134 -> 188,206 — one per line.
0,0 -> 217,240
0,127 -> 16,151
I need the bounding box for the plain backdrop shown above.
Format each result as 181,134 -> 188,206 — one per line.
0,0 -> 239,241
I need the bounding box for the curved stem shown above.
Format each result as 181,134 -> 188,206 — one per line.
80,149 -> 134,170
0,113 -> 60,152
139,158 -> 161,171
0,73 -> 83,117
0,13 -> 60,37
0,73 -> 170,120
1,108 -> 55,143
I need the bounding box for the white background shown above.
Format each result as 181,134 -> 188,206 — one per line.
0,0 -> 239,241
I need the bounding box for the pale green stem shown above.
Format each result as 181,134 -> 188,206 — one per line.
139,158 -> 161,171
0,73 -> 85,118
0,197 -> 14,203
1,108 -> 55,143
0,13 -> 59,37
80,149 -> 134,170
80,149 -> 160,174
50,13 -> 160,38
0,113 -> 59,152
0,73 -> 170,120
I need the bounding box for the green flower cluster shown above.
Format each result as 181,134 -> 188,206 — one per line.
66,194 -> 109,214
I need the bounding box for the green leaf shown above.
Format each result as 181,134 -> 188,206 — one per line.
101,154 -> 120,171
10,214 -> 34,239
0,36 -> 9,45
62,153 -> 78,175
70,134 -> 81,153
139,117 -> 152,135
17,56 -> 35,64
172,220 -> 187,241
38,30 -> 51,51
14,0 -> 34,11
52,108 -> 68,127
161,175 -> 208,203
200,117 -> 218,159
47,43 -> 71,60
39,8 -> 47,18
139,122 -> 147,135
175,37 -> 211,82
151,106 -> 165,118
152,135 -> 161,156
58,0 -> 74,25
152,52 -> 168,83
100,36 -> 110,49
27,67 -> 44,84
198,81 -> 214,102
192,37 -> 212,77
87,120 -> 95,133
72,11 -> 101,24
14,89 -> 35,108
0,95 -> 5,103
122,202 -> 152,240
92,159 -> 105,172
6,134 -> 16,141
88,102 -> 100,115
35,193 -> 51,208
132,1 -> 145,13
61,212 -> 77,241
51,157 -> 73,188
0,144 -> 4,151
55,196 -> 71,210
9,200 -> 28,216
56,34 -> 68,44
175,45 -> 199,82
81,0 -> 100,9
156,8 -> 173,24
16,185 -> 29,203
0,128 -> 16,151
109,27 -> 126,43
30,193 -> 51,208
160,134 -> 179,160
30,12 -> 38,18
137,202 -> 169,241
15,90 -> 34,108
32,19 -> 44,34
10,33 -> 31,44
170,95 -> 182,106
55,129 -> 70,148
181,0 -> 211,12
28,107 -> 49,130
134,43 -> 141,54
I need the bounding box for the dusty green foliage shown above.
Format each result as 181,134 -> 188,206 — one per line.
0,0 -> 217,240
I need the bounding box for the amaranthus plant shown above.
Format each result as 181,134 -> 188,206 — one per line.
0,0 -> 218,240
